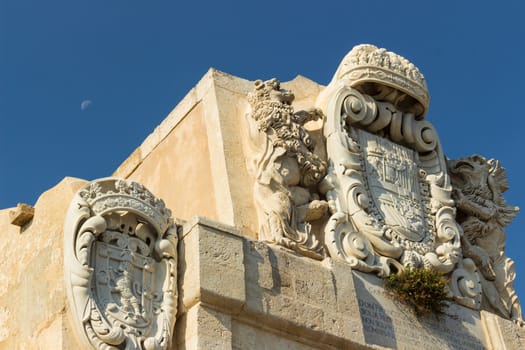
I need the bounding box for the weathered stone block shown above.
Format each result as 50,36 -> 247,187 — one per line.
176,304 -> 233,350
242,236 -> 360,348
8,203 -> 34,227
352,271 -> 487,350
232,321 -> 322,350
0,177 -> 85,349
481,311 -> 525,350
179,217 -> 246,314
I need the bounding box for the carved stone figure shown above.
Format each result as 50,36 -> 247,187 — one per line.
449,155 -> 523,322
64,178 -> 178,350
247,78 -> 328,258
243,45 -> 523,316
316,44 -> 481,308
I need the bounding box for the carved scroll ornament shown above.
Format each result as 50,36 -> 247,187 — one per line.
64,178 -> 178,350
244,45 -> 523,316
317,44 -> 482,309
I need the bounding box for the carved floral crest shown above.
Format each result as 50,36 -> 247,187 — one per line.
64,178 -> 178,350
332,44 -> 429,118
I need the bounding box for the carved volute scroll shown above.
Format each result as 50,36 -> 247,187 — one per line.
448,155 -> 523,323
246,78 -> 329,259
317,44 -> 482,309
244,44 -> 523,319
64,178 -> 178,350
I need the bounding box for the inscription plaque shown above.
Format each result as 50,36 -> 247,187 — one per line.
353,271 -> 487,350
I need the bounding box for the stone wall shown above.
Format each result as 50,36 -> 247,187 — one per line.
176,217 -> 525,350
0,177 -> 86,349
1,46 -> 524,349
2,196 -> 524,348
113,69 -> 324,239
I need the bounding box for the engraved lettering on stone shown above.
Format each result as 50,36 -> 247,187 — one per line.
354,273 -> 486,350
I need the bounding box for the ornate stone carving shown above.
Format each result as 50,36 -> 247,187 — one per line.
318,44 -> 481,309
449,258 -> 482,310
64,178 -> 178,350
330,44 -> 429,119
449,155 -> 523,322
247,78 -> 328,258
243,45 -> 522,315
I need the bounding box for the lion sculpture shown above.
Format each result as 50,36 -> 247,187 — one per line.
448,155 -> 522,322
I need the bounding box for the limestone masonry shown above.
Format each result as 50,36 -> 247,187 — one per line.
1,44 -> 524,349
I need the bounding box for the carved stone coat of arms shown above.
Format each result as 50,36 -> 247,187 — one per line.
246,44 -> 512,313
64,178 -> 178,350
316,45 -> 486,309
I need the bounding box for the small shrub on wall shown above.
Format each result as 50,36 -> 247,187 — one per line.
384,268 -> 449,316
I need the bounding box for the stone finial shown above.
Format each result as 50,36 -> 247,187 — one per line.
9,203 -> 34,227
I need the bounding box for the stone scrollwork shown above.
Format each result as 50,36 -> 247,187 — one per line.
244,44 -> 521,317
449,258 -> 482,310
318,44 -> 481,309
330,44 -> 430,119
448,155 -> 523,322
247,78 -> 328,259
320,85 -> 460,274
64,178 -> 178,350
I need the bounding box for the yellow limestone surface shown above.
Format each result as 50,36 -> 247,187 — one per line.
0,177 -> 86,350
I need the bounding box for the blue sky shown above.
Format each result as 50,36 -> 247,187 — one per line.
2,1 -> 525,307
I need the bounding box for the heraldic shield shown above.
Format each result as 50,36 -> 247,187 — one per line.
359,130 -> 427,243
320,83 -> 466,279
317,44 -> 484,309
94,235 -> 155,329
64,178 -> 178,350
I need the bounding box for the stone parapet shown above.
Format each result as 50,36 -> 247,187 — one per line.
1,45 -> 523,349
1,184 -> 523,349
176,216 -> 524,350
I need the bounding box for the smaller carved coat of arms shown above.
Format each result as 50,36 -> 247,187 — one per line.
64,178 -> 178,350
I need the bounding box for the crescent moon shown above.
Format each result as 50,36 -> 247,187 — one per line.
80,100 -> 92,111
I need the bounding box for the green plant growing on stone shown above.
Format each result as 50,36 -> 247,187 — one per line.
384,268 -> 449,316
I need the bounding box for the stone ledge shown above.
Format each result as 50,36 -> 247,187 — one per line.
179,216 -> 247,316
178,217 -> 356,348
176,216 -> 524,349
9,203 -> 34,227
